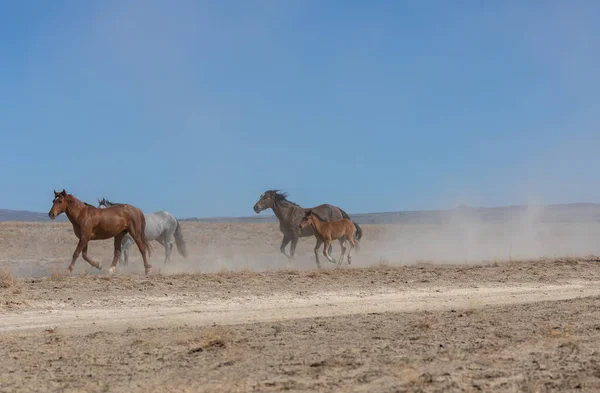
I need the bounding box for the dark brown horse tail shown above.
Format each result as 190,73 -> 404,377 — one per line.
139,213 -> 153,257
174,219 -> 188,258
339,208 -> 362,250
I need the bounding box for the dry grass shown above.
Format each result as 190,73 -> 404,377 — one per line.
187,327 -> 231,354
50,270 -> 69,281
548,327 -> 574,338
412,320 -> 431,330
0,269 -> 15,288
201,327 -> 229,349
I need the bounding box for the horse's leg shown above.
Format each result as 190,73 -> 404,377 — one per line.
166,242 -> 173,264
290,236 -> 299,259
120,235 -> 135,266
67,237 -> 88,273
280,234 -> 292,259
347,238 -> 357,265
131,234 -> 152,275
323,239 -> 335,263
313,238 -> 323,269
155,235 -> 171,265
337,238 -> 347,266
109,233 -> 126,274
81,244 -> 102,270
325,239 -> 338,264
164,225 -> 177,264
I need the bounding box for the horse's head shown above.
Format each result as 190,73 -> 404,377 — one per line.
49,189 -> 68,219
253,190 -> 280,213
98,198 -> 108,208
299,209 -> 314,229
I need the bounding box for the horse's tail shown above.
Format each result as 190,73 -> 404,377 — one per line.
339,208 -> 362,251
138,212 -> 152,257
174,219 -> 188,258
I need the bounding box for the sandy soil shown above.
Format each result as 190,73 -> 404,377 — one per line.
1,222 -> 600,392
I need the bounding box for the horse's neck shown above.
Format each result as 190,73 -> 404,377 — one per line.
272,200 -> 303,225
310,215 -> 325,234
65,198 -> 88,224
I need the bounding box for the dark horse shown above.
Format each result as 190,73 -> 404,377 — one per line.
48,189 -> 153,275
253,190 -> 362,268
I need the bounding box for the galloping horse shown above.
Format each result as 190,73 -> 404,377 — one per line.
98,198 -> 187,266
48,190 -> 153,275
299,210 -> 358,266
253,190 -> 362,268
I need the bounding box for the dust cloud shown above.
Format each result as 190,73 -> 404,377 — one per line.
361,204 -> 600,265
2,202 -> 600,278
108,203 -> 600,274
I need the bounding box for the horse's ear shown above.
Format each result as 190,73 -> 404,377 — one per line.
54,190 -> 59,197
60,189 -> 67,196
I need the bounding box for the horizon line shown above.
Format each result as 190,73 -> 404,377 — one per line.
1,200 -> 600,222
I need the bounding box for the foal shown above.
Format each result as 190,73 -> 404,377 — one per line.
299,210 -> 358,267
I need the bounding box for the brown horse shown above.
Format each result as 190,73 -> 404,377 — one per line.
253,190 -> 362,267
48,189 -> 153,275
299,210 -> 358,267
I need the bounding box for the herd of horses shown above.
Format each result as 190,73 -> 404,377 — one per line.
48,189 -> 363,275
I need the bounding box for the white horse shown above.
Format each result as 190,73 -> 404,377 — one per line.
98,198 -> 188,265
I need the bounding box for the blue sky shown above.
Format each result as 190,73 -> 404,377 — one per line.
1,0 -> 599,218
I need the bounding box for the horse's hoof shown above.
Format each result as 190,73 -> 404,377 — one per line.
108,266 -> 116,274
145,267 -> 153,275
96,263 -> 103,271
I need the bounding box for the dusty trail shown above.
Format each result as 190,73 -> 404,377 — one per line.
3,280 -> 599,334
3,257 -> 600,392
3,218 -> 600,393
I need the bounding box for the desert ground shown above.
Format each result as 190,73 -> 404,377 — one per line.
2,220 -> 600,392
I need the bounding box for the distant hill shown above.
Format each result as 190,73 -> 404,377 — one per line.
3,203 -> 600,224
181,203 -> 600,225
0,209 -> 67,222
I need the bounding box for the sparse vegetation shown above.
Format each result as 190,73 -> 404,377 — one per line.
50,270 -> 68,281
187,327 -> 231,354
0,269 -> 14,288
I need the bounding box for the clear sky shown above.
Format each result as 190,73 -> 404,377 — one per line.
1,0 -> 599,218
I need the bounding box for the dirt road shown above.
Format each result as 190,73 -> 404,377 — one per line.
2,259 -> 600,392
2,279 -> 599,334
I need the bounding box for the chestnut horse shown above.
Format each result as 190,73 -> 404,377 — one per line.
48,189 -> 153,275
299,209 -> 358,267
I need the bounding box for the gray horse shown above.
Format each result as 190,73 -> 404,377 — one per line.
253,190 -> 362,268
98,198 -> 187,265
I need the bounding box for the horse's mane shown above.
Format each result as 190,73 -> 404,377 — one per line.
265,190 -> 302,209
63,193 -> 95,208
